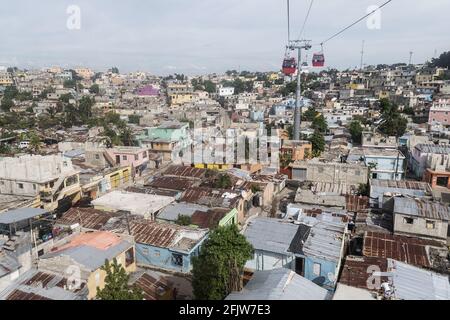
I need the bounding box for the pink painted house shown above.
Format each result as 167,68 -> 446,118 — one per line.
429,98 -> 450,126
105,147 -> 151,175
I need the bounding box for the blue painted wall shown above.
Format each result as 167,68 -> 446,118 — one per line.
303,256 -> 337,291
135,238 -> 206,274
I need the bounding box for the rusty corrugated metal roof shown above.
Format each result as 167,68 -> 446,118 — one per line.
6,290 -> 51,300
371,179 -> 431,191
164,165 -> 206,179
56,207 -> 119,230
339,256 -> 389,290
181,187 -> 241,208
363,232 -> 443,268
146,176 -> 197,191
191,209 -> 228,229
130,221 -> 179,248
394,197 -> 450,221
345,195 -> 369,212
134,273 -> 172,300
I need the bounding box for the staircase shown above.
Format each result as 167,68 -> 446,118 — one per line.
103,150 -> 116,167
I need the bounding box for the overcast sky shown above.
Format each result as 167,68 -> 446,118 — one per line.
0,0 -> 449,75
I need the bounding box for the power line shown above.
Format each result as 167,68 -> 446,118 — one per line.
297,0 -> 315,40
319,0 -> 393,46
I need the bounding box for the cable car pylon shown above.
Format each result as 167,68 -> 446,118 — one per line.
288,39 -> 312,141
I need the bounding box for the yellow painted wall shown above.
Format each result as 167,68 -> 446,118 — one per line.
86,249 -> 136,300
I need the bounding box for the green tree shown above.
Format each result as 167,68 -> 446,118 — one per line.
192,225 -> 253,300
96,259 -> 143,300
59,93 -> 74,104
402,107 -> 415,115
203,80 -> 216,93
349,120 -> 363,144
78,96 -> 94,123
302,107 -> 318,122
312,114 -> 328,133
3,86 -> 18,100
63,79 -> 76,89
128,114 -> 141,124
286,125 -> 293,139
378,99 -> 408,137
119,126 -> 134,146
308,130 -> 325,154
1,99 -> 14,112
430,51 -> 450,68
215,174 -> 232,189
176,214 -> 192,226
111,67 -> 120,74
89,84 -> 100,94
29,132 -> 41,153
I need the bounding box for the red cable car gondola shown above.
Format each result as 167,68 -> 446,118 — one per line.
312,53 -> 325,67
282,56 -> 297,76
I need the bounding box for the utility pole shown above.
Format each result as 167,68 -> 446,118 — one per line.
409,51 -> 413,65
360,40 -> 365,70
288,40 -> 311,141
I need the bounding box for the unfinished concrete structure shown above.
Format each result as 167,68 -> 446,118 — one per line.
0,155 -> 81,210
291,160 -> 368,187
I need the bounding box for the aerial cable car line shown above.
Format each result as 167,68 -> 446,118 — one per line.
282,0 -> 298,76
287,0 -> 291,42
297,0 -> 315,40
317,0 -> 393,46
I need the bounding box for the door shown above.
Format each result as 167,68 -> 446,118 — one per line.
295,257 -> 304,276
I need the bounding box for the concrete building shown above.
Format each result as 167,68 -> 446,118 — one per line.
362,132 -> 397,149
391,197 -> 449,241
38,231 -> 135,300
130,220 -> 208,274
280,140 -> 312,161
428,98 -> 450,126
244,217 -> 347,291
348,147 -> 406,180
136,121 -> 190,162
411,144 -> 450,182
370,180 -> 432,209
291,160 -> 368,187
217,86 -> 235,97
0,155 -> 81,210
156,202 -> 238,228
91,190 -> 175,220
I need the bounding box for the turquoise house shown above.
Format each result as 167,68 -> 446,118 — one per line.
135,121 -> 190,161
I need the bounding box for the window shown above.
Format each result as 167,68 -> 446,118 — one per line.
172,253 -> 183,267
17,183 -> 24,189
154,250 -> 160,257
313,263 -> 321,276
63,161 -> 68,167
143,151 -> 148,158
318,167 -> 324,173
403,217 -> 414,224
426,220 -> 436,229
135,154 -> 139,161
141,247 -> 149,255
355,170 -> 360,176
33,184 -> 37,190
95,154 -> 100,160
122,155 -> 127,160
